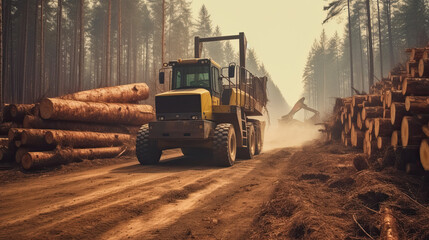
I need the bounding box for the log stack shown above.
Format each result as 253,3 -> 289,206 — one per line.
0,83 -> 154,170
325,46 -> 429,174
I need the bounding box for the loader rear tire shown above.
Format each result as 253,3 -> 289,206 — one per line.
237,123 -> 255,159
213,123 -> 236,167
255,124 -> 263,155
136,124 -> 161,165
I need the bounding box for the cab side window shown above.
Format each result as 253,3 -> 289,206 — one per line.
212,67 -> 220,93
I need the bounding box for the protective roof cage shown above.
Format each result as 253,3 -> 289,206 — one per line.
222,65 -> 268,116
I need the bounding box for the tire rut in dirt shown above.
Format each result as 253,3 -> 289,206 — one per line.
0,177 -> 218,240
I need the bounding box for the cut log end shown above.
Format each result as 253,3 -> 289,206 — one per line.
420,139 -> 429,171
391,131 -> 400,150
39,98 -> 54,120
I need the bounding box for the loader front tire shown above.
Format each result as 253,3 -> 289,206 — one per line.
136,124 -> 161,165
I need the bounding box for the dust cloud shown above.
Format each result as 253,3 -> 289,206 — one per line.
262,121 -> 322,152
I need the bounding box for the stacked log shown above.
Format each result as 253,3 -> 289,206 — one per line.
325,46 -> 429,174
0,83 -> 154,169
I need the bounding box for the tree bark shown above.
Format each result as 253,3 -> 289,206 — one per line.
9,104 -> 35,122
0,0 -> 2,109
22,0 -> 29,103
405,96 -> 429,113
386,0 -> 394,69
383,108 -> 391,119
374,118 -> 393,137
386,90 -> 404,108
106,0 -> 111,86
23,115 -> 138,134
60,83 -> 149,103
40,0 -> 44,97
8,128 -> 25,141
0,122 -> 18,135
44,129 -> 132,148
56,0 -> 62,96
352,95 -> 367,107
365,0 -> 374,88
21,129 -> 52,147
78,0 -> 84,91
15,146 -> 54,164
367,95 -> 382,106
376,0 -> 383,78
117,0 -> 121,85
401,116 -> 427,148
402,78 -> 429,96
390,103 -> 408,129
21,146 -> 128,170
39,98 -> 154,125
362,106 -> 383,120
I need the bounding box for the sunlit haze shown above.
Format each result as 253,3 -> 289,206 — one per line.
191,0 -> 345,105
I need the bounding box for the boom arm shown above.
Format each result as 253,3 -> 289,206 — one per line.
281,97 -> 319,120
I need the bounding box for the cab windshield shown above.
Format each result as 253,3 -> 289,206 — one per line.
172,65 -> 210,90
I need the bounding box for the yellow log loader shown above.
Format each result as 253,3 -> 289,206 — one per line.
136,32 -> 268,166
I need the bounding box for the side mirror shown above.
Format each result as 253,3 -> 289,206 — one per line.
228,65 -> 235,78
159,72 -> 165,84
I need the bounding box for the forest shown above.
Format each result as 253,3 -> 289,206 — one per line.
303,0 -> 429,114
0,0 -> 288,116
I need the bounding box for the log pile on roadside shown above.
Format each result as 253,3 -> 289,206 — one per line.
324,47 -> 429,175
0,83 -> 154,170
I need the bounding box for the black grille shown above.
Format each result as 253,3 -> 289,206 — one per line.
156,95 -> 201,114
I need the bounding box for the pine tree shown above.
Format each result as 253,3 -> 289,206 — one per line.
207,26 -> 224,65
195,5 -> 212,57
223,41 -> 236,66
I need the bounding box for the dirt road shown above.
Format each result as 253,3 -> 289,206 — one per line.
0,148 -> 294,240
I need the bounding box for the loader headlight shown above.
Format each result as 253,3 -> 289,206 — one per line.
191,115 -> 198,120
158,116 -> 165,121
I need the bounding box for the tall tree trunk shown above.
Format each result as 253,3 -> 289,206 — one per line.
117,0 -> 121,85
56,0 -> 62,97
0,0 -> 2,108
72,1 -> 79,92
365,0 -> 374,88
357,10 -> 365,92
40,0 -> 44,98
347,0 -> 354,96
32,1 -> 38,102
106,0 -> 111,86
161,0 -> 166,64
145,38 -> 149,83
78,0 -> 84,91
133,44 -> 138,83
386,0 -> 394,68
376,0 -> 383,78
3,0 -> 10,104
22,1 -> 30,103
127,23 -> 132,84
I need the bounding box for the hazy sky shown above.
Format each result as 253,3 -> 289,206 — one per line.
191,0 -> 344,105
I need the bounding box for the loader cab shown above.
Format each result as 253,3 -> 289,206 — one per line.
166,59 -> 222,99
